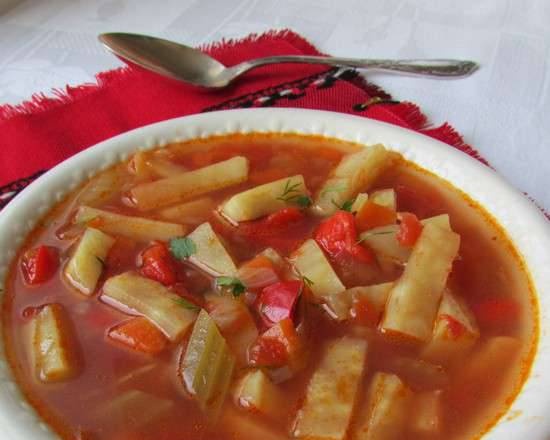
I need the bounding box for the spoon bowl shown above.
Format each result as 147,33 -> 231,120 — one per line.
99,32 -> 479,88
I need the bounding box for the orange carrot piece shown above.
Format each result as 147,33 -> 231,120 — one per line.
108,317 -> 168,355
356,201 -> 396,232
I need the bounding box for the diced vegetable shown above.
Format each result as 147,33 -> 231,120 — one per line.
185,222 -> 237,276
249,318 -> 301,368
28,304 -> 80,382
369,188 -> 396,211
355,201 -> 396,232
410,390 -> 443,435
264,206 -> 306,226
396,212 -> 423,247
158,197 -> 215,224
180,309 -> 235,415
422,289 -> 479,363
256,280 -> 302,328
102,272 -> 198,341
314,145 -> 394,216
74,164 -> 126,207
351,372 -> 412,440
380,223 -> 460,342
422,214 -> 451,229
65,227 -> 115,295
139,242 -> 178,286
21,245 -> 58,285
96,390 -> 173,430
385,356 -> 448,390
258,247 -> 285,269
147,156 -> 187,177
348,282 -> 393,326
359,224 -> 409,264
315,177 -> 350,215
289,239 -> 346,314
205,293 -> 258,365
234,369 -> 284,419
315,211 -> 374,264
351,193 -> 369,213
75,206 -> 186,242
108,317 -> 169,355
358,214 -> 453,266
237,255 -> 280,290
221,175 -> 310,222
130,156 -> 249,210
293,337 -> 368,440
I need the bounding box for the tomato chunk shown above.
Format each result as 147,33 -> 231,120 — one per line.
350,297 -> 379,327
108,317 -> 168,355
355,201 -> 396,232
440,314 -> 467,339
315,211 -> 374,264
139,242 -> 177,286
264,207 -> 305,227
21,245 -> 58,285
396,212 -> 423,247
256,280 -> 302,329
248,318 -> 301,367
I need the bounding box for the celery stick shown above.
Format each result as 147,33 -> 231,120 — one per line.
180,310 -> 235,416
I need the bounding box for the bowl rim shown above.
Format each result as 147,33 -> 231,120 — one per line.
0,108 -> 548,439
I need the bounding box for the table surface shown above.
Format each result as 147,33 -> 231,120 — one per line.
1,0 -> 549,210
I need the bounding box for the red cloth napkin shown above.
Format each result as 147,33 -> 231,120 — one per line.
0,30 -> 480,210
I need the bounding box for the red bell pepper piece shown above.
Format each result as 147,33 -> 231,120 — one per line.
396,212 -> 423,247
256,280 -> 302,328
315,211 -> 374,264
212,207 -> 311,255
21,245 -> 58,285
355,201 -> 396,232
248,318 -> 301,367
139,242 -> 177,286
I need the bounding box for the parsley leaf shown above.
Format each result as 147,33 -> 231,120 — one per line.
173,297 -> 200,311
295,195 -> 312,208
215,276 -> 246,297
169,237 -> 196,260
341,199 -> 355,212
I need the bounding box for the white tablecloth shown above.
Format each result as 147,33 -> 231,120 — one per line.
1,0 -> 549,210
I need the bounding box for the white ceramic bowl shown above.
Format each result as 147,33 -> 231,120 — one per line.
0,108 -> 548,439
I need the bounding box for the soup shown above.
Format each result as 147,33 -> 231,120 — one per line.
2,134 -> 537,440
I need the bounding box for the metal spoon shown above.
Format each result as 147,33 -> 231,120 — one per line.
98,32 -> 479,88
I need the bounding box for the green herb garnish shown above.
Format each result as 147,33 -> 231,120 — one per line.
331,198 -> 355,212
215,276 -> 246,297
170,237 -> 197,260
302,276 -> 314,287
276,179 -> 311,207
295,195 -> 312,208
95,256 -> 106,267
173,297 -> 200,311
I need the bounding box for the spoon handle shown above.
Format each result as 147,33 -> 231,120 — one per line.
232,56 -> 478,78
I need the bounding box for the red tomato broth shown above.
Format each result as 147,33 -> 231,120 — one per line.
1,133 -> 537,440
